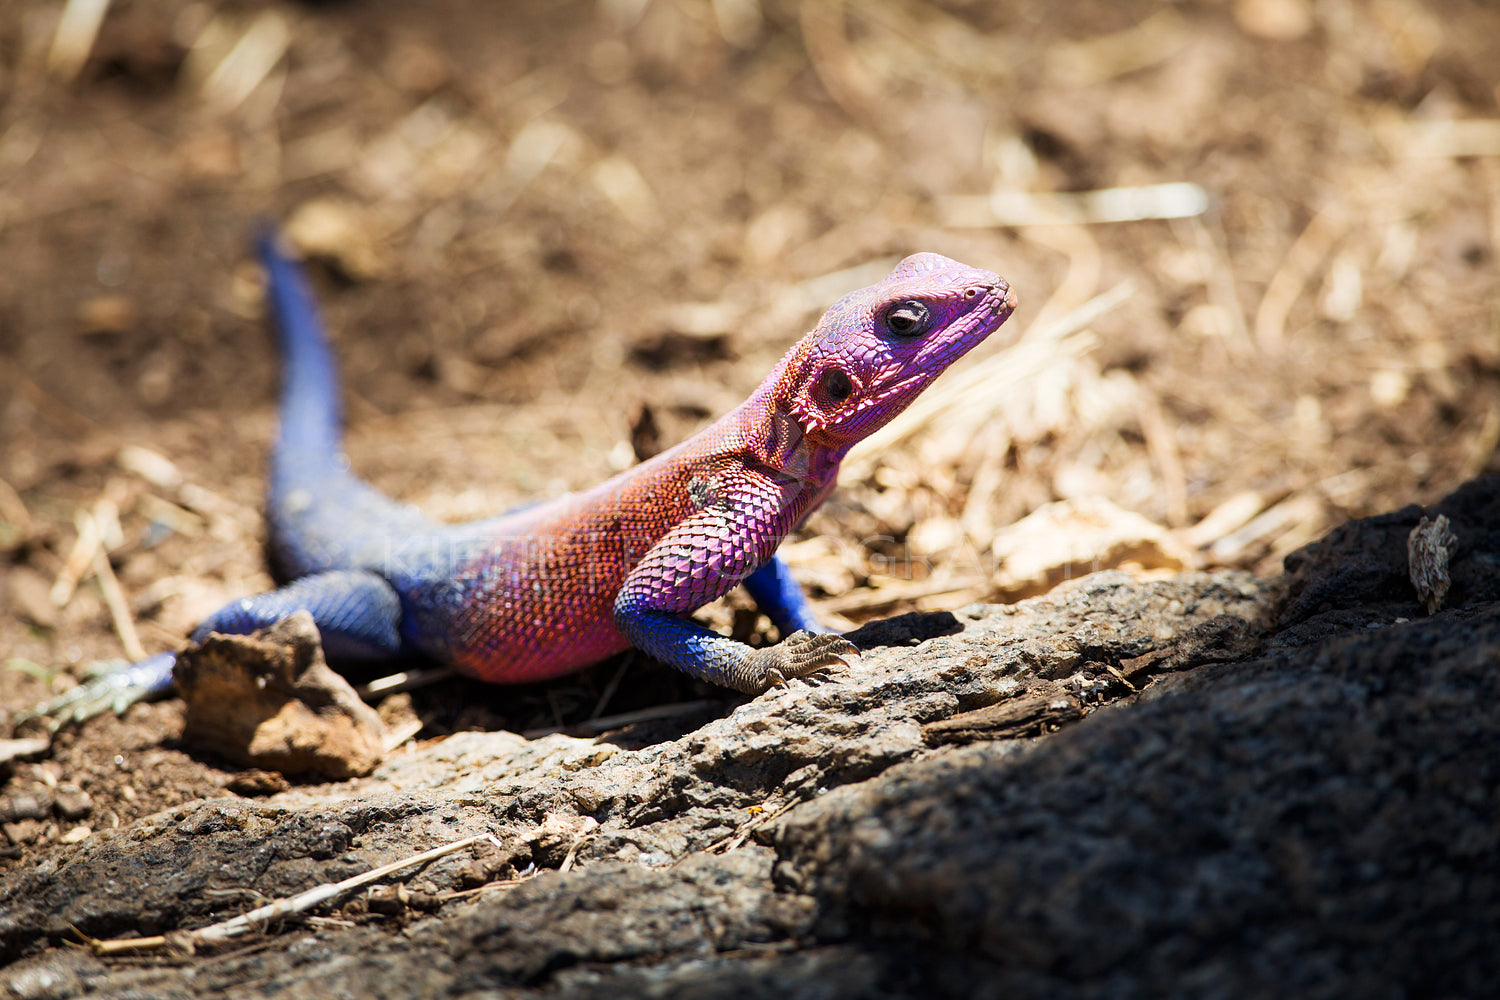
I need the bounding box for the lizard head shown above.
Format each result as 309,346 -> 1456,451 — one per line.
770,253 -> 1015,456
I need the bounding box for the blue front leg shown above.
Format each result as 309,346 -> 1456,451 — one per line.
613,593 -> 857,695
743,554 -> 828,636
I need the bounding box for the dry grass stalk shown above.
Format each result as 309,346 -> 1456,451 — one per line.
1179,491 -> 1266,551
1045,6 -> 1190,86
46,0 -> 111,82
50,508 -> 103,608
522,700 -> 717,739
86,833 -> 504,956
819,575 -> 987,616
1208,493 -> 1324,565
797,1 -> 881,123
1181,216 -> 1254,359
0,475 -> 31,538
1253,208 -> 1347,353
380,716 -> 426,754
357,666 -> 456,699
198,11 -> 290,110
942,183 -> 1209,228
557,818 -> 598,873
1137,391 -> 1188,527
1020,223 -> 1102,335
91,543 -> 145,663
1392,118 -> 1500,159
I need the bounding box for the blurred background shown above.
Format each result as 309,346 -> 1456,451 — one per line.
2,0 -> 1499,717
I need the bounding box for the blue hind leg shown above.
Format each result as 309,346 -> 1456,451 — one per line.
28,570 -> 406,727
189,570 -> 404,661
743,554 -> 830,636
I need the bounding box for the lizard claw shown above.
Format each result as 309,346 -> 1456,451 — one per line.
14,653 -> 177,730
742,630 -> 859,693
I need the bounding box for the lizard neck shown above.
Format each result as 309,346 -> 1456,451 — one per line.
735,366 -> 845,489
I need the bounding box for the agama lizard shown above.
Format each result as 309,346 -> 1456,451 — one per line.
35,234 -> 1015,722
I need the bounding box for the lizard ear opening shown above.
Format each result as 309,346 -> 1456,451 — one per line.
821,368 -> 854,403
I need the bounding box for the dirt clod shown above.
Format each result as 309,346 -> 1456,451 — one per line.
175,612 -> 385,779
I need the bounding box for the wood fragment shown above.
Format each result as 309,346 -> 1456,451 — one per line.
923,693 -> 1083,745
1104,664 -> 1137,693
1119,615 -> 1257,681
1408,515 -> 1458,615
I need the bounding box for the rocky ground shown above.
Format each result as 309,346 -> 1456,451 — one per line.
4,477 -> 1500,997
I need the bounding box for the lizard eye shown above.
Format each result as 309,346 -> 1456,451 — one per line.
884,300 -> 930,337
822,368 -> 853,402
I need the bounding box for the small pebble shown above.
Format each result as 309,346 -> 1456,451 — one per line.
54,784 -> 93,821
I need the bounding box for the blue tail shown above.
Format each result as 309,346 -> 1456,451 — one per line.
257,231 -> 436,579
26,231 -> 435,726
258,229 -> 345,463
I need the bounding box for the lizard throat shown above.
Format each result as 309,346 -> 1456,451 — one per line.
754,405 -> 840,485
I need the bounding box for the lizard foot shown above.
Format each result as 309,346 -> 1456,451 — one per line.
737,630 -> 859,694
15,652 -> 177,730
